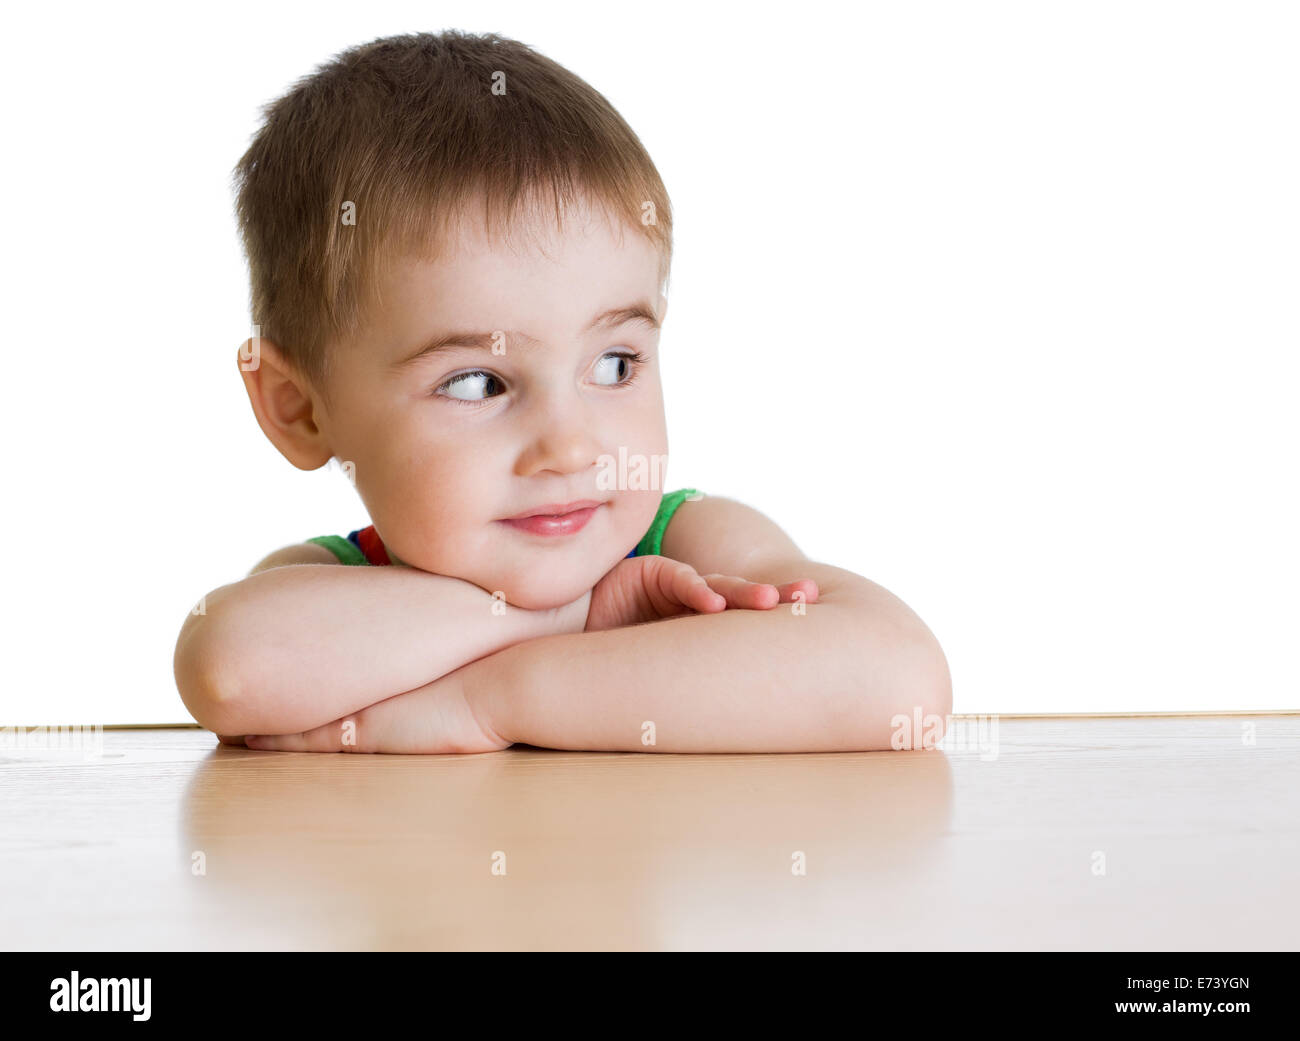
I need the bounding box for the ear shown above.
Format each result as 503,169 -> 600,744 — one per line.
658,292 -> 669,324
236,335 -> 334,471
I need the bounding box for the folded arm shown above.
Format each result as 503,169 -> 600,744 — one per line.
174,549 -> 588,737
243,498 -> 951,754
473,556 -> 950,752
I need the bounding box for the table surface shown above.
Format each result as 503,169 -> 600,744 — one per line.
2,715 -> 1296,950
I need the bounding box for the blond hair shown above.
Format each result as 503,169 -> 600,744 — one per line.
232,30 -> 673,403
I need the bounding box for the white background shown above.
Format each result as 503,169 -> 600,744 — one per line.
1,0 -> 1295,724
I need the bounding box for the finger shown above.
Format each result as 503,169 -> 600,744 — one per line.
244,733 -> 292,750
774,579 -> 819,605
667,563 -> 725,612
688,573 -> 727,612
701,574 -> 780,610
246,724 -> 343,752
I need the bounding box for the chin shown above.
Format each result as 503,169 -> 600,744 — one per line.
496,561 -> 609,611
501,578 -> 585,611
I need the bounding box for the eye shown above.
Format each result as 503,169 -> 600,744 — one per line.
436,370 -> 504,403
431,348 -> 644,405
592,350 -> 646,387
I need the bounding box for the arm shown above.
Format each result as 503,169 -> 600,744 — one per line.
471,556 -> 950,752
247,558 -> 948,754
174,549 -> 589,737
243,498 -> 951,754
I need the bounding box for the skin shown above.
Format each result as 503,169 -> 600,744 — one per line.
232,191 -> 952,754
242,192 -> 675,610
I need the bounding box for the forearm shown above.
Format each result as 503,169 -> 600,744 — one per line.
177,564 -> 587,735
472,562 -> 952,753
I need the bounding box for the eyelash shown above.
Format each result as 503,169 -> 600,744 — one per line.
435,350 -> 647,406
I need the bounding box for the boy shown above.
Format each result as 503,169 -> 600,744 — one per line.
173,30 -> 951,753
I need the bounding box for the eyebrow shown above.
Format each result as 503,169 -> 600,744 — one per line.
391,300 -> 661,370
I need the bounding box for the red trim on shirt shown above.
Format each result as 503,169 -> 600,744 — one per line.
356,525 -> 392,566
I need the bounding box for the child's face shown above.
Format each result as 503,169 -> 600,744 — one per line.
318,197 -> 670,609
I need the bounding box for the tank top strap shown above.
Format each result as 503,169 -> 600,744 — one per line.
351,525 -> 392,566
306,534 -> 367,565
306,526 -> 390,566
631,488 -> 702,557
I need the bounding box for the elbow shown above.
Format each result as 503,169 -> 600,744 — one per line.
853,622 -> 952,752
925,631 -> 954,723
897,626 -> 953,748
173,609 -> 246,735
830,579 -> 952,749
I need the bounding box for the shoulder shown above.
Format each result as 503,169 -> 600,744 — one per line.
658,493 -> 807,577
247,541 -> 343,576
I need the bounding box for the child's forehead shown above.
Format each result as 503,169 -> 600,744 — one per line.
355,188 -> 669,346
382,213 -> 661,304
383,244 -> 661,324
407,192 -> 643,266
355,206 -> 663,356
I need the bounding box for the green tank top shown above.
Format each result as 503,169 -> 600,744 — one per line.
307,487 -> 702,565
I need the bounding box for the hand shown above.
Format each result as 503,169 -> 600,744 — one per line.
243,668 -> 508,754
584,554 -> 819,632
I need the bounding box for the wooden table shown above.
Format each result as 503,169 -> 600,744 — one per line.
2,715 -> 1295,950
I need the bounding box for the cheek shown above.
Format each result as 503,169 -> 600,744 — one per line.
611,491 -> 662,548
636,401 -> 669,448
403,452 -> 508,560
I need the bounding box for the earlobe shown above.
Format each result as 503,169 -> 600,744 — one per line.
236,336 -> 334,471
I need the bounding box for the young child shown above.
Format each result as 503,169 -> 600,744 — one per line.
174,30 -> 951,754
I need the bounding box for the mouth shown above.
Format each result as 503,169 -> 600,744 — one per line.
498,500 -> 605,537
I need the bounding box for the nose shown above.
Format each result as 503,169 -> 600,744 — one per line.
513,397 -> 605,479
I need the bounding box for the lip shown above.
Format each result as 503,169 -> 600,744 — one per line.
498,500 -> 605,537
502,499 -> 605,521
